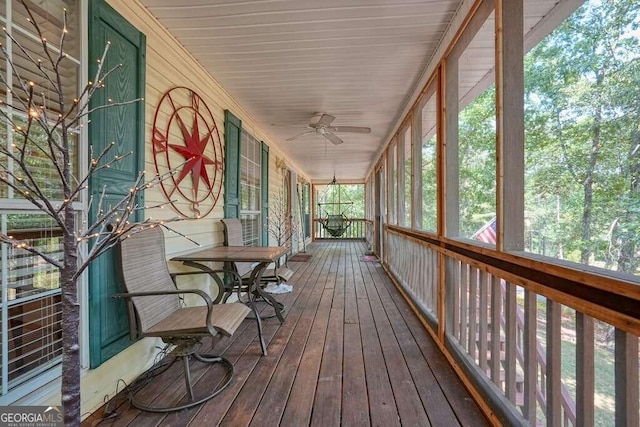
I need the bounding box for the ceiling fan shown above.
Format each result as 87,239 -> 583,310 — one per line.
286,113 -> 371,145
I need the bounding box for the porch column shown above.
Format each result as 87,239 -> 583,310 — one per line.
495,0 -> 524,251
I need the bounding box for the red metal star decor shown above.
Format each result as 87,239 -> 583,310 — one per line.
152,87 -> 223,218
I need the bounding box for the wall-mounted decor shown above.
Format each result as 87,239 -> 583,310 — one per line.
275,156 -> 287,173
152,87 -> 224,218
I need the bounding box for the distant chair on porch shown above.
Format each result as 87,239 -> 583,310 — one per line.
113,226 -> 250,412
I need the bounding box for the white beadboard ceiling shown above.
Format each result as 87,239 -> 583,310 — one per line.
138,0 -> 569,182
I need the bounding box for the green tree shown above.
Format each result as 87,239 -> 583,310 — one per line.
524,0 -> 640,271
458,86 -> 496,237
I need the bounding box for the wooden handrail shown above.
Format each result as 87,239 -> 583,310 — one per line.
382,227 -> 630,425
313,218 -> 367,239
386,224 -> 640,335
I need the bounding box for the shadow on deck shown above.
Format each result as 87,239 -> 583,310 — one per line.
83,241 -> 488,426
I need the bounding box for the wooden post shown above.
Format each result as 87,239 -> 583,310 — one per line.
437,63 -> 445,237
311,183 -> 316,241
468,266 -> 478,360
374,165 -> 382,255
437,62 -> 446,343
523,289 -> 537,424
432,249 -> 439,315
546,299 -> 562,427
495,0 -> 524,251
452,259 -> 461,340
460,263 -> 468,350
438,252 -> 446,342
444,257 -> 460,339
614,328 -> 639,426
490,275 -> 501,384
505,281 -> 517,403
576,313 -> 594,426
478,270 -> 489,372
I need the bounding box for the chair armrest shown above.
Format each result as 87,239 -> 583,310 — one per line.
113,289 -> 224,337
113,288 -> 213,305
170,268 -> 242,283
170,268 -> 244,303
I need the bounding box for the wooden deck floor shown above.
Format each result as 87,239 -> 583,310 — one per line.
84,241 -> 488,426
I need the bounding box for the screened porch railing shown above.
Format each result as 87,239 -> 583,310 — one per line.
383,225 -> 639,426
313,218 -> 367,239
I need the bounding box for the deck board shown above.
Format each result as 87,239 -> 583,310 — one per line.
363,259 -> 462,425
360,259 -> 432,426
83,241 -> 488,427
341,246 -> 370,426
367,259 -> 488,426
247,244 -> 334,426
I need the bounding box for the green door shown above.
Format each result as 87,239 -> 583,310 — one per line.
88,0 -> 146,368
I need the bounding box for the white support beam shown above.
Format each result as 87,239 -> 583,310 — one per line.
495,0 -> 524,251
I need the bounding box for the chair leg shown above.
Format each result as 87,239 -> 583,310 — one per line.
221,291 -> 232,303
254,285 -> 286,324
183,356 -> 195,401
129,354 -> 235,413
247,290 -> 267,355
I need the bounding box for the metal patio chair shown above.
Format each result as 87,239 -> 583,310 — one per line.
113,226 -> 250,412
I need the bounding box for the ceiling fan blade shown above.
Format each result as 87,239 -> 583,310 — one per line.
318,114 -> 336,126
325,132 -> 343,145
286,130 -> 315,141
329,125 -> 371,134
310,113 -> 335,127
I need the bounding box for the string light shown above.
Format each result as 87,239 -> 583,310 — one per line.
0,15 -> 197,268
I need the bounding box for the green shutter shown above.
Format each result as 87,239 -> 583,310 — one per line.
261,142 -> 269,245
88,0 -> 146,368
224,110 -> 242,219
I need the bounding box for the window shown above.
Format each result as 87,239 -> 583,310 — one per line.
1,215 -> 63,394
401,125 -> 412,227
315,183 -> 365,239
524,0 -> 640,276
240,130 -> 262,246
387,141 -> 397,225
0,0 -> 80,401
449,1 -> 496,241
419,82 -> 438,232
